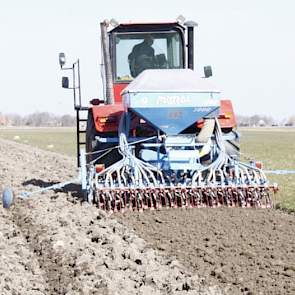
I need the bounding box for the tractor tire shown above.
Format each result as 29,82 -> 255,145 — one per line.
196,118 -> 215,143
223,130 -> 240,160
85,110 -> 122,167
86,110 -> 98,164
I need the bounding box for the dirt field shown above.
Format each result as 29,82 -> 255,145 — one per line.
0,138 -> 221,295
0,138 -> 295,294
117,209 -> 295,294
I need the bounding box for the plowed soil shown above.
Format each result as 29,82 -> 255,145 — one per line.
1,138 -> 295,294
0,138 -> 221,295
117,209 -> 295,294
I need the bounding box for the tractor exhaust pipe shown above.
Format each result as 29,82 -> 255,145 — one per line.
100,20 -> 114,104
185,21 -> 198,70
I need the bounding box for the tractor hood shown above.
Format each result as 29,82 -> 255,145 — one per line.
122,69 -> 220,134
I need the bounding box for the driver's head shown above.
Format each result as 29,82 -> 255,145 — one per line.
144,35 -> 154,46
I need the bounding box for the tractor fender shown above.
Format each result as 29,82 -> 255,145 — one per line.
91,104 -> 124,133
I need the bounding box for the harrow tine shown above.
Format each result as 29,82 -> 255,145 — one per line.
190,189 -> 196,207
218,188 -> 225,207
142,190 -> 148,210
137,191 -> 143,213
112,191 -> 118,213
259,189 -> 266,209
260,188 -> 272,209
170,190 -> 176,208
194,189 -> 200,208
252,189 -> 259,208
212,189 -> 216,208
96,192 -> 101,209
213,188 -> 221,207
232,188 -> 238,207
151,191 -> 157,210
227,188 -> 234,207
247,188 -> 254,207
200,189 -> 207,208
109,192 -> 115,214
101,192 -> 107,211
195,189 -> 202,208
238,189 -> 245,208
266,189 -> 273,209
159,189 -> 167,209
187,189 -> 194,208
215,189 -> 222,207
245,188 -> 251,208
146,190 -> 153,209
121,190 -> 127,213
203,189 -> 209,207
183,189 -> 190,209
117,191 -> 123,213
157,190 -> 162,210
166,191 -> 172,208
128,190 -> 134,211
147,190 -> 153,209
221,188 -> 227,206
177,190 -> 182,208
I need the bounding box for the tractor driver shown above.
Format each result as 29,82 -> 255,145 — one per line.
128,35 -> 155,77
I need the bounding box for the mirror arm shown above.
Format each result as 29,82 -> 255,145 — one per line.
60,60 -> 79,71
60,66 -> 73,71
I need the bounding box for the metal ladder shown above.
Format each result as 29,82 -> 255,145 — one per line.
59,58 -> 89,167
76,107 -> 88,167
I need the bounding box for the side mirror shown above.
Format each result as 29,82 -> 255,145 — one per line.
204,66 -> 213,78
62,77 -> 69,88
59,52 -> 66,68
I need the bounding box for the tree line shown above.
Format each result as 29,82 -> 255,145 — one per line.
0,112 -> 295,127
0,112 -> 76,127
236,114 -> 295,127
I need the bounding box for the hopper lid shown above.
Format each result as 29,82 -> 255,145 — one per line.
121,69 -> 220,94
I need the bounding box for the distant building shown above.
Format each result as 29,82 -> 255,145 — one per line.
286,116 -> 295,126
0,114 -> 8,126
258,119 -> 266,127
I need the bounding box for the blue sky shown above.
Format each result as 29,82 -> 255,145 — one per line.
0,0 -> 294,119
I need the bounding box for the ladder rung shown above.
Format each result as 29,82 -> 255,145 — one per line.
76,106 -> 89,111
78,130 -> 86,133
79,142 -> 86,145
79,119 -> 88,122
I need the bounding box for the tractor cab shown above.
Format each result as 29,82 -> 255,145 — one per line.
102,21 -> 197,103
110,23 -> 185,80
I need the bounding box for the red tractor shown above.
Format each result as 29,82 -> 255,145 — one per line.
58,18 -> 275,211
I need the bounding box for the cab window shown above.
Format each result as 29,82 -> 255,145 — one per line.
114,31 -> 184,81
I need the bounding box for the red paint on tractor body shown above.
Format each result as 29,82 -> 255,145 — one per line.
196,100 -> 236,129
93,81 -> 236,133
218,99 -> 237,128
113,83 -> 128,103
92,103 -> 124,133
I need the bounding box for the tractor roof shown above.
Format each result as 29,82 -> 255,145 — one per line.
107,20 -> 185,33
119,20 -> 181,26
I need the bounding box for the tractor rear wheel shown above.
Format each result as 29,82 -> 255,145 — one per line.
85,110 -> 122,167
224,130 -> 240,159
86,110 -> 98,164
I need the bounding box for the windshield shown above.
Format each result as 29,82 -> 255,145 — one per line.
114,31 -> 184,81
